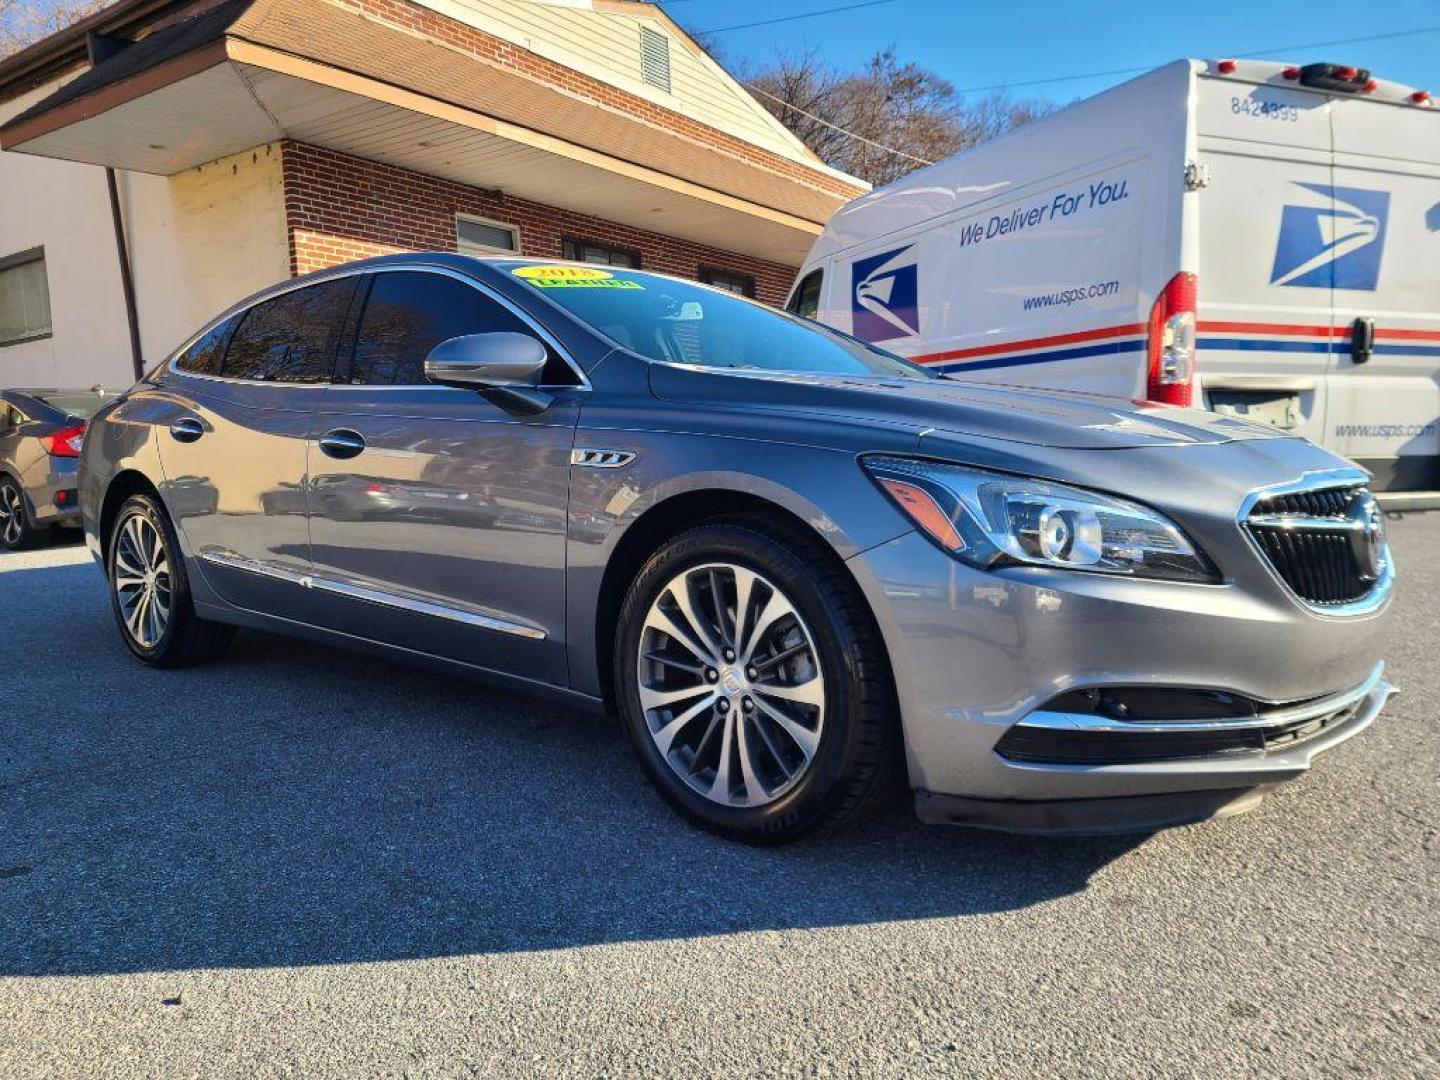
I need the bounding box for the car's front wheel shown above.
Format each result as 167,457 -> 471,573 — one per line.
107,493 -> 234,667
615,519 -> 902,844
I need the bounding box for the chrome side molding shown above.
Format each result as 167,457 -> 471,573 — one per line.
196,547 -> 547,640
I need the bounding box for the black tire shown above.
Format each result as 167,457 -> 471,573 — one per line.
107,493 -> 235,667
0,477 -> 51,551
615,517 -> 903,845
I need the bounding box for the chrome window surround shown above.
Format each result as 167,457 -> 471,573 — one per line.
1236,467 -> 1394,618
196,547 -> 547,640
165,261 -> 590,391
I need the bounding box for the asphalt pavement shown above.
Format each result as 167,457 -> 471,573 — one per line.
0,518 -> 1435,1078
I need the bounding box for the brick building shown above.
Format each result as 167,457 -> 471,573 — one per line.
0,0 -> 865,388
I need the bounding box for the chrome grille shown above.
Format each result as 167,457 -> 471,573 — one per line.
1242,479 -> 1386,608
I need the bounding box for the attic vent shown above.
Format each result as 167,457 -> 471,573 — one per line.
639,26 -> 671,93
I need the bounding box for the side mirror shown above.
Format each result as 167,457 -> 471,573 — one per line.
424,332 -> 552,415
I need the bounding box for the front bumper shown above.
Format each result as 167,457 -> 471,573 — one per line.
846,529 -> 1394,828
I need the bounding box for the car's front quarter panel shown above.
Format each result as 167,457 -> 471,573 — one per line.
563,359 -> 925,698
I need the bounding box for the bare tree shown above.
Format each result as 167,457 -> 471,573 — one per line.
1,0 -> 109,61
745,48 -> 1058,186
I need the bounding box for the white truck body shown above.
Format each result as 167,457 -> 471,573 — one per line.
789,59 -> 1440,492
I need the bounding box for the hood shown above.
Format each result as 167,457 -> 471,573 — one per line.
647,364 -> 1286,450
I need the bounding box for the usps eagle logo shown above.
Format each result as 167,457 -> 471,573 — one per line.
1270,183 -> 1389,291
851,246 -> 919,342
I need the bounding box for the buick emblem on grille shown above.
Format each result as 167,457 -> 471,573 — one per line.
1347,491 -> 1386,582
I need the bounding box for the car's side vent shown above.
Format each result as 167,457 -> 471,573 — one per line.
640,27 -> 671,93
571,448 -> 636,469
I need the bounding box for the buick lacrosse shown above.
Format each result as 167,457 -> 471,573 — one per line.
79,255 -> 1395,842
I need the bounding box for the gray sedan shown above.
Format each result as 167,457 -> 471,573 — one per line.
77,256 -> 1395,843
0,388 -> 108,550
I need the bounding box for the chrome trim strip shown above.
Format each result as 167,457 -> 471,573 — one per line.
166,261 -> 590,391
1014,662 -> 1387,735
570,448 -> 636,468
1235,467 -> 1393,618
197,547 -> 547,641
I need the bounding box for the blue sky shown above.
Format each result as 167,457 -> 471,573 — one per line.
661,0 -> 1438,104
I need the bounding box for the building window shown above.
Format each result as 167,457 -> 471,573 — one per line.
456,214 -> 520,255
699,267 -> 756,298
0,247 -> 52,347
562,237 -> 641,269
639,27 -> 671,93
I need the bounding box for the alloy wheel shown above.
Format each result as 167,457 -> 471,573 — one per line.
637,562 -> 826,808
0,484 -> 22,547
112,512 -> 172,649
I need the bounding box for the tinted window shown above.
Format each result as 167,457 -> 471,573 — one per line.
34,392 -> 106,419
788,269 -> 823,320
222,278 -> 355,383
175,315 -> 241,377
511,264 -> 932,380
350,272 -> 571,386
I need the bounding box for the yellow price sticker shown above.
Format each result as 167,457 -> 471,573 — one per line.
512,265 -> 645,290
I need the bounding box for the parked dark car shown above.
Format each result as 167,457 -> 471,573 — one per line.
0,388 -> 109,550
78,256 -> 1394,843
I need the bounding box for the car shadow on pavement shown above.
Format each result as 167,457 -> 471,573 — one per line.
0,555 -> 1144,977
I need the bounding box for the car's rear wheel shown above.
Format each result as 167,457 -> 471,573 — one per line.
0,478 -> 49,551
108,493 -> 234,667
615,519 -> 902,844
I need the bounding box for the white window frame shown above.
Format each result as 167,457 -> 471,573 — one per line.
0,247 -> 53,348
455,214 -> 522,256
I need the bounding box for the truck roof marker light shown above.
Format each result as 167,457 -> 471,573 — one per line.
1282,67 -> 1300,80
1362,79 -> 1378,93
1217,59 -> 1236,74
1411,90 -> 1431,104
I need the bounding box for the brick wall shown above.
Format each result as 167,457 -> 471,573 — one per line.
280,141 -> 799,305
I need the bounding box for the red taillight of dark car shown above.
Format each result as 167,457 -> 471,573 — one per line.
41,423 -> 86,458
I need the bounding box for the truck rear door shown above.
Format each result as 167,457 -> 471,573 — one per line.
1194,77 -> 1337,450
1325,98 -> 1440,491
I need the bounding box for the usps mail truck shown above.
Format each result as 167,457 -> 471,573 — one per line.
788,59 -> 1440,498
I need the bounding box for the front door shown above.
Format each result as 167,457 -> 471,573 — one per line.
304,268 -> 580,685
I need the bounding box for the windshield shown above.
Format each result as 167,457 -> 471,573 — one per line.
34,392 -> 107,419
506,264 -> 936,380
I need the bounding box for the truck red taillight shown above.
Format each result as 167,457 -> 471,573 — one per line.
41,423 -> 86,458
1146,273 -> 1197,407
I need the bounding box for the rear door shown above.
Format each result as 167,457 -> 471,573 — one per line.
1195,77 -> 1337,448
1325,98 -> 1440,490
156,276 -> 356,616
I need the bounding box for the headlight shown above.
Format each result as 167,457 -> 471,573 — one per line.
863,456 -> 1219,583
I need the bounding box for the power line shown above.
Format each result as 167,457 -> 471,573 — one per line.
743,80 -> 934,165
697,0 -> 897,35
951,24 -> 1440,95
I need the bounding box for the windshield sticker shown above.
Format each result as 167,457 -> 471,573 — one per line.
513,266 -> 645,290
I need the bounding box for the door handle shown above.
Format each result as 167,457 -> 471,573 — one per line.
318,429 -> 366,460
1350,316 -> 1375,365
169,417 -> 205,443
